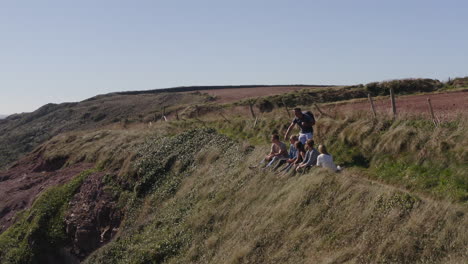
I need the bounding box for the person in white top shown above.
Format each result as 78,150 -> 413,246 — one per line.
316,144 -> 340,172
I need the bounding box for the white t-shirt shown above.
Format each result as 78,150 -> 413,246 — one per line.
316,154 -> 338,171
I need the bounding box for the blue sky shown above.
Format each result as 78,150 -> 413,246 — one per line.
1,0 -> 467,114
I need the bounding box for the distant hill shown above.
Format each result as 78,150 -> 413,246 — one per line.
0,115 -> 8,119
0,91 -> 213,169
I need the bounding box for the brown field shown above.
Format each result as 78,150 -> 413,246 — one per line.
325,90 -> 468,119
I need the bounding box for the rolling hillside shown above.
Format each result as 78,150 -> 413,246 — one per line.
0,78 -> 467,263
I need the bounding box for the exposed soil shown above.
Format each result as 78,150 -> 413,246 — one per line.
0,148 -> 122,262
325,90 -> 468,119
0,151 -> 93,233
65,171 -> 122,260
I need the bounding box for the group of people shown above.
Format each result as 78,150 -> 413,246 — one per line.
252,108 -> 340,173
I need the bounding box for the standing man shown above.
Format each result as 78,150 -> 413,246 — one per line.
284,108 -> 315,144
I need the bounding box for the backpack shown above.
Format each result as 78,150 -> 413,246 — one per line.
304,111 -> 316,126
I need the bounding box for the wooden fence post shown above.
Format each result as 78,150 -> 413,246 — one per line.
282,100 -> 291,118
368,94 -> 377,118
427,98 -> 439,126
195,105 -> 200,118
161,106 -> 167,121
219,112 -> 231,123
390,88 -> 397,119
314,103 -> 328,118
248,100 -> 257,120
175,109 -> 179,121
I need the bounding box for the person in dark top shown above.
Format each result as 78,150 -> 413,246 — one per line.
284,108 -> 316,144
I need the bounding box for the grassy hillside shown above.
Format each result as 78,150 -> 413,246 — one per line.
0,119 -> 466,263
177,111 -> 467,202
0,91 -> 212,170
0,79 -> 466,263
0,78 -> 457,171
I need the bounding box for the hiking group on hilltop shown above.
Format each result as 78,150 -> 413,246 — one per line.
251,107 -> 340,173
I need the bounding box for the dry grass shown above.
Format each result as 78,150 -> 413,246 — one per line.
2,89 -> 466,263
81,130 -> 467,263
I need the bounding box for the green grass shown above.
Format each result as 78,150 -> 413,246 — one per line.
0,169 -> 95,263
372,156 -> 467,202
168,112 -> 467,203
315,117 -> 468,203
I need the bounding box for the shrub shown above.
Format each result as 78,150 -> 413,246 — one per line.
365,79 -> 443,96
452,77 -> 468,88
257,99 -> 274,113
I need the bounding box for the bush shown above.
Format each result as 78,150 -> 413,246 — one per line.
451,77 -> 468,88
365,79 -> 443,96
257,99 -> 274,113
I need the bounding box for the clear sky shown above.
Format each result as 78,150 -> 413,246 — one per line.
1,0 -> 467,114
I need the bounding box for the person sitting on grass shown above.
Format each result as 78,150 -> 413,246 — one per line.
296,139 -> 320,173
288,135 -> 299,159
273,135 -> 298,170
316,144 -> 341,172
281,141 -> 306,173
250,134 -> 288,169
